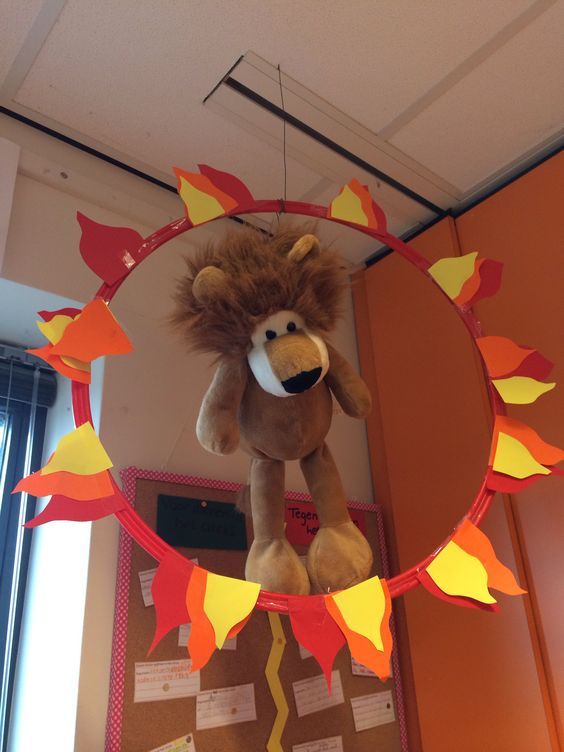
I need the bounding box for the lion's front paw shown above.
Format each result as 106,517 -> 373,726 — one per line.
197,416 -> 239,455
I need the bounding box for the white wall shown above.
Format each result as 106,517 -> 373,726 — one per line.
0,116 -> 374,751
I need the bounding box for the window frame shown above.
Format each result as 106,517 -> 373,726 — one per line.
0,395 -> 48,752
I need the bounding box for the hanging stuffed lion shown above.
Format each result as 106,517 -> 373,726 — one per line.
173,225 -> 373,595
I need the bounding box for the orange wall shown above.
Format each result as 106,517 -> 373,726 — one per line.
456,152 -> 564,744
354,154 -> 563,751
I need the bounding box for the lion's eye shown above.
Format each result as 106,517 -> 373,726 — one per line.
287,321 -> 296,332
265,330 -> 277,341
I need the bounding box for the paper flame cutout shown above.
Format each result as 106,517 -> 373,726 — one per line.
150,560 -> 393,687
487,415 -> 564,492
77,212 -> 144,286
29,300 -> 132,383
150,553 -> 193,652
421,520 -> 525,609
173,164 -> 254,226
327,179 -> 387,232
476,336 -> 554,380
428,252 -> 503,307
288,596 -> 346,689
14,423 -> 120,526
492,376 -> 555,405
325,577 -> 392,681
150,561 -> 259,671
25,485 -> 126,528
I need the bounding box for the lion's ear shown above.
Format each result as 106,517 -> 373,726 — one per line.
192,266 -> 230,304
288,233 -> 320,263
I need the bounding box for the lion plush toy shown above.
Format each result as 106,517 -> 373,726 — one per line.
173,225 -> 373,595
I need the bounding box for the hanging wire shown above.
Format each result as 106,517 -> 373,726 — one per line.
277,63 -> 287,203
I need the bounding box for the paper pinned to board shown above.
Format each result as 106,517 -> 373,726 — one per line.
133,660 -> 200,703
178,623 -> 237,651
196,683 -> 257,730
139,568 -> 158,607
292,671 -> 344,718
148,733 -> 196,752
292,736 -> 343,752
351,656 -> 378,678
350,691 -> 395,732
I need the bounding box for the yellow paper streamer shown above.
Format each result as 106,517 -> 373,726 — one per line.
492,376 -> 556,405
493,432 -> 551,479
329,184 -> 367,226
330,576 -> 386,651
37,314 -> 75,345
265,612 -> 288,752
427,541 -> 496,603
178,176 -> 225,226
41,422 -> 113,476
203,572 -> 260,649
428,252 -> 478,299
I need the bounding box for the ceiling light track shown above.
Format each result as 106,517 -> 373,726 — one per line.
221,77 -> 444,217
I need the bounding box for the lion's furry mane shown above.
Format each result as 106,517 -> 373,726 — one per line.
171,224 -> 348,357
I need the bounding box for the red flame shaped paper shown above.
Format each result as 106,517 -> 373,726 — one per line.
174,164 -> 254,226
419,519 -> 525,610
77,212 -> 144,286
327,179 -> 387,232
487,415 -> 564,492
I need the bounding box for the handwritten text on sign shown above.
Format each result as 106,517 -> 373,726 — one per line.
285,502 -> 367,546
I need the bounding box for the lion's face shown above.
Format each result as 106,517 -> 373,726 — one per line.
173,227 -> 347,365
247,310 -> 328,397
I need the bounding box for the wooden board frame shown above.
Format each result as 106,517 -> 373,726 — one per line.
105,466 -> 409,752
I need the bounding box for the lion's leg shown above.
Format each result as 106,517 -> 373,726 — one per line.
245,457 -> 310,595
300,443 -> 373,593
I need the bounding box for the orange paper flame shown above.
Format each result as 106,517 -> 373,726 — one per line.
327,179 -> 386,232
423,520 -> 524,608
30,300 -> 132,383
487,415 -> 564,492
174,166 -> 244,225
428,253 -> 502,307
325,577 -> 392,680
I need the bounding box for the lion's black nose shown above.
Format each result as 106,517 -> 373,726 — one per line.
282,367 -> 322,394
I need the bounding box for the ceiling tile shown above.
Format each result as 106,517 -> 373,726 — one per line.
0,0 -> 43,80
13,0 -> 535,141
389,2 -> 564,191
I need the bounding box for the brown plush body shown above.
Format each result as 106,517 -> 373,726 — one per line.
173,226 -> 373,594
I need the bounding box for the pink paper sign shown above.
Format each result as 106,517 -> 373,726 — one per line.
285,501 -> 367,546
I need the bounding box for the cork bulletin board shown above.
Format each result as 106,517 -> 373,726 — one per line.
105,467 -> 409,752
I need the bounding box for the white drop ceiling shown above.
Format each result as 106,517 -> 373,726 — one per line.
1,0 -> 563,264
